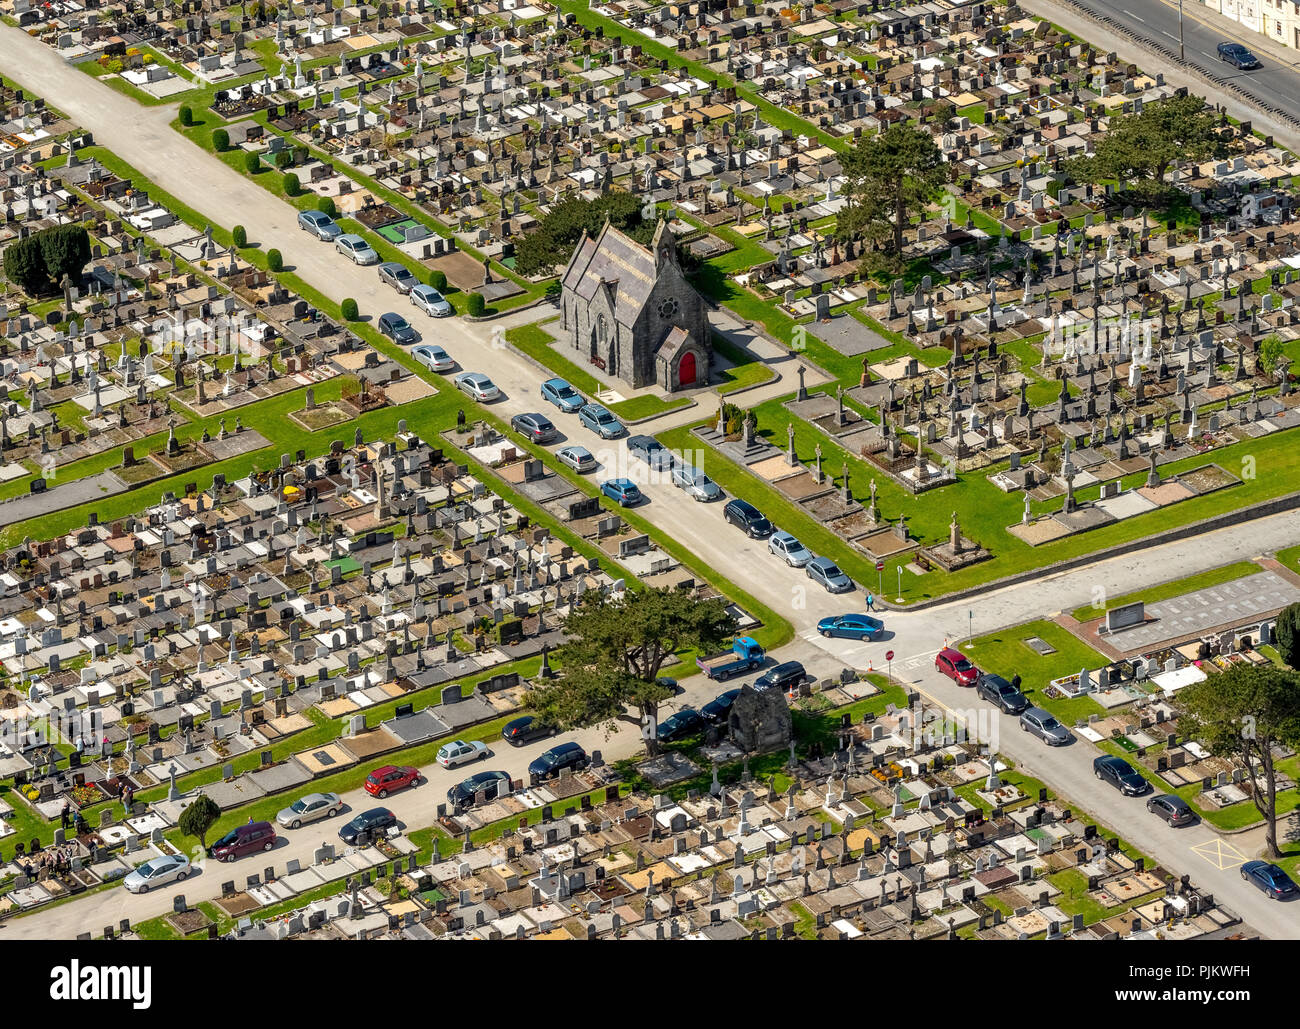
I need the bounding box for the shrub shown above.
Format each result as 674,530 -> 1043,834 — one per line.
466,292 -> 486,317
179,105 -> 193,126
317,196 -> 337,218
243,151 -> 260,174
211,128 -> 229,151
3,224 -> 91,297
283,171 -> 300,196
341,298 -> 359,320
232,225 -> 247,248
267,249 -> 283,272
428,269 -> 447,292
273,149 -> 292,170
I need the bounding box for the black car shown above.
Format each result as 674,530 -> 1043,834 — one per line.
702,688 -> 741,723
377,311 -> 419,345
510,412 -> 558,444
975,673 -> 1029,714
528,741 -> 589,779
1093,754 -> 1150,796
501,715 -> 554,747
448,769 -> 511,810
338,806 -> 396,845
627,434 -> 674,471
723,498 -> 773,538
1146,794 -> 1196,827
755,660 -> 805,693
1217,41 -> 1260,69
656,708 -> 704,743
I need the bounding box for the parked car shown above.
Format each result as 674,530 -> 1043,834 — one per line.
975,673 -> 1029,714
377,311 -> 419,345
627,434 -> 674,471
600,478 -> 642,506
209,821 -> 276,862
656,708 -> 704,743
723,498 -> 773,538
670,462 -> 721,501
1147,794 -> 1197,827
556,445 -> 597,473
454,371 -> 500,402
276,791 -> 342,829
338,807 -> 396,845
364,764 -> 421,799
1093,754 -> 1150,796
935,647 -> 979,686
768,531 -> 813,567
335,233 -> 379,265
378,261 -> 418,294
1218,41 -> 1260,68
541,377 -> 585,413
816,613 -> 884,641
124,854 -> 190,893
1019,706 -> 1071,745
755,660 -> 806,693
510,411 -> 558,444
298,209 -> 342,240
448,770 -> 512,811
410,283 -> 454,317
436,739 -> 490,768
501,715 -> 554,747
806,556 -> 854,594
578,403 -> 624,439
1240,860 -> 1299,899
528,741 -> 589,779
702,688 -> 741,723
412,344 -> 455,373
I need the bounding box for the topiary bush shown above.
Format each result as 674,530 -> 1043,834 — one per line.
428,269 -> 447,292
466,292 -> 486,317
267,249 -> 283,272
341,298 -> 359,320
244,151 -> 260,175
211,128 -> 229,151
232,225 -> 247,248
283,172 -> 300,196
317,196 -> 337,218
179,106 -> 193,127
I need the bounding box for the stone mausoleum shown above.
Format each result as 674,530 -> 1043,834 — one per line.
559,217 -> 711,393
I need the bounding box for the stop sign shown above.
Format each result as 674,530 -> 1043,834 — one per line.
886,650 -> 895,661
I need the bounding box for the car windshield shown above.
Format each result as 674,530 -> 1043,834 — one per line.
1042,716 -> 1060,729
596,410 -> 614,422
556,384 -> 577,397
823,563 -> 841,575
954,658 -> 973,671
290,800 -> 307,813
216,830 -> 238,847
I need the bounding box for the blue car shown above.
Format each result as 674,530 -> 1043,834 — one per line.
1240,860 -> 1299,900
578,403 -> 624,439
541,377 -> 585,413
816,613 -> 884,640
601,478 -> 642,506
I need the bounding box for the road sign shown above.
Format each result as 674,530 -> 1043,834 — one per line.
875,560 -> 884,571
885,650 -> 894,661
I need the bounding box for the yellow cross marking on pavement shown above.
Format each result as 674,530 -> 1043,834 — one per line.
1190,838 -> 1250,870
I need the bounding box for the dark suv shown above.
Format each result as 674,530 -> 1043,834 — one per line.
501,715 -> 554,747
448,770 -> 511,811
975,673 -> 1029,714
339,807 -> 397,845
724,498 -> 773,538
755,661 -> 806,693
1093,754 -> 1150,796
209,821 -> 276,862
528,742 -> 589,779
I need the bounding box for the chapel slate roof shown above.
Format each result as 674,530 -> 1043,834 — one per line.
561,220 -> 660,328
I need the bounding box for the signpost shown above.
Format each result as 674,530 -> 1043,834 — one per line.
876,559 -> 884,598
886,649 -> 894,684
896,566 -> 902,603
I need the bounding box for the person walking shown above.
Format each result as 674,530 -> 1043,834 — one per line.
865,592 -> 876,612
60,801 -> 70,831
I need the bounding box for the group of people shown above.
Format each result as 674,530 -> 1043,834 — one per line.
18,844 -> 75,882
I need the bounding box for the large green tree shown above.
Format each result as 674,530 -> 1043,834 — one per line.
523,588 -> 736,754
178,794 -> 223,849
2,224 -> 90,297
1067,94 -> 1227,200
835,122 -> 946,269
1178,664 -> 1300,857
1274,602 -> 1300,670
514,191 -> 653,278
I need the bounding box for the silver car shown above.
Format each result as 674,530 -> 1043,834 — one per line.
123,853 -> 190,893
276,791 -> 342,829
671,463 -> 722,501
1019,706 -> 1071,745
436,739 -> 490,768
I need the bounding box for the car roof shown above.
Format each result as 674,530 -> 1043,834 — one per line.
561,444 -> 591,455
550,741 -> 582,754
938,647 -> 967,660
544,377 -> 572,388
728,497 -> 759,514
302,209 -> 327,220
338,233 -> 366,244
1024,706 -> 1051,719
808,556 -> 835,568
360,806 -> 393,819
607,478 -> 636,488
1098,754 -> 1130,767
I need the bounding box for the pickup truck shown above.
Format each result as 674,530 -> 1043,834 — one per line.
697,636 -> 765,681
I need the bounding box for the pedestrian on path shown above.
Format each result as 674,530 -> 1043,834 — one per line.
866,592 -> 876,611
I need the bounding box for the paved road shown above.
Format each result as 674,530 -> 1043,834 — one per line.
3,24 -> 1300,938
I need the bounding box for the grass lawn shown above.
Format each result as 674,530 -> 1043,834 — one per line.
1277,543 -> 1300,576
1070,561 -> 1263,621
965,621 -> 1110,724
608,394 -> 692,420
713,333 -> 776,395
506,320 -> 600,394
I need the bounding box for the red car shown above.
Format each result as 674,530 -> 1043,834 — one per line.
364,765 -> 421,798
935,647 -> 979,686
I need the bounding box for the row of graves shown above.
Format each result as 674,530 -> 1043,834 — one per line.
209,702 -> 1246,939
0,431 -> 645,917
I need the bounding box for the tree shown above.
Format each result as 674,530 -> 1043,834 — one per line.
1258,334 -> 1287,378
1275,602 -> 1300,669
341,297 -> 359,320
523,588 -> 736,755
3,235 -> 52,296
836,122 -> 946,272
179,105 -> 193,126
514,191 -> 653,278
267,248 -> 283,272
38,225 -> 90,289
283,171 -> 300,196
1067,94 -> 1227,200
273,149 -> 292,170
244,151 -> 260,174
317,196 -> 337,218
177,794 -> 222,848
211,128 -> 229,151
466,292 -> 485,317
232,225 -> 247,248
1178,664 -> 1300,857
428,269 -> 447,291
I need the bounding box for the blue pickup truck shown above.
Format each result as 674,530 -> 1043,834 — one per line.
697,636 -> 765,681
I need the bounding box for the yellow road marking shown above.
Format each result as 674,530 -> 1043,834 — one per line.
1190,837 -> 1250,869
